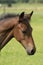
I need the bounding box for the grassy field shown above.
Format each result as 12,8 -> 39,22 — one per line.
0,3 -> 43,65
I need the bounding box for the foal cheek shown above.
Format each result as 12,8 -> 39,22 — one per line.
20,36 -> 34,49
20,36 -> 29,49
13,29 -> 24,41
21,40 -> 28,49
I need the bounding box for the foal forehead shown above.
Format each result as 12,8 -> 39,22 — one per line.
21,22 -> 32,31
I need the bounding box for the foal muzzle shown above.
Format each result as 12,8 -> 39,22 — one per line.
26,43 -> 36,55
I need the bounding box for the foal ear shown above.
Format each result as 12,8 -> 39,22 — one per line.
19,12 -> 24,19
30,11 -> 33,17
28,11 -> 33,19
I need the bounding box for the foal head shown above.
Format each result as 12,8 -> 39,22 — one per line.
13,11 -> 36,55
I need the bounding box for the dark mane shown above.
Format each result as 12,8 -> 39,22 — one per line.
0,14 -> 19,20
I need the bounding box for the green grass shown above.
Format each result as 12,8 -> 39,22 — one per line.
0,3 -> 43,65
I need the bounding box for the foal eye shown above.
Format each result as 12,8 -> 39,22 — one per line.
23,31 -> 26,34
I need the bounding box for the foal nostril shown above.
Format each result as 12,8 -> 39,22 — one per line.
27,48 -> 36,55
31,49 -> 35,55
